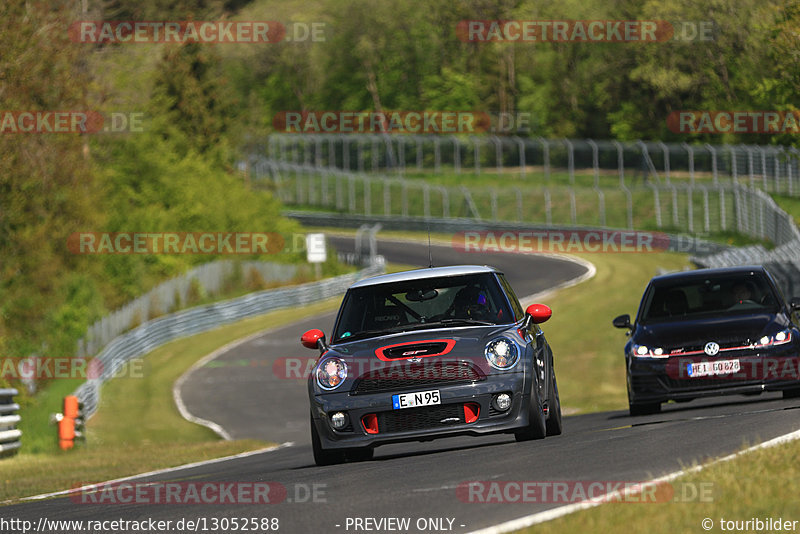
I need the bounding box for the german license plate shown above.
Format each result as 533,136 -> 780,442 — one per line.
392,390 -> 441,409
687,359 -> 741,377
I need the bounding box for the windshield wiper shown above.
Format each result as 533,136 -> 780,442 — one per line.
428,318 -> 496,327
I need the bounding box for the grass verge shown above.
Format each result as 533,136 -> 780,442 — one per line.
526,436 -> 800,534
2,297 -> 341,503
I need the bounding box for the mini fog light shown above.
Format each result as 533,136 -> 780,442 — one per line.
330,412 -> 347,429
493,393 -> 512,412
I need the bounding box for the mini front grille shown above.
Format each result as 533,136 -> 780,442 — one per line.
351,361 -> 484,395
376,403 -> 465,433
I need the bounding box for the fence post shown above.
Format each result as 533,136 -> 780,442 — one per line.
671,186 -> 679,227
539,138 -> 550,181
612,140 -> 625,188
515,188 -> 523,222
658,141 -> 671,185
587,139 -> 600,188
544,188 -> 552,226
597,188 -> 606,227
683,143 -> 695,186
515,136 -> 526,179
706,144 -> 718,186
652,187 -> 661,228
701,186 -> 710,233
720,188 -> 727,231
565,139 -> 575,185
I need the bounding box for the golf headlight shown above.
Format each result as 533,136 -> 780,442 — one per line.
316,357 -> 347,390
632,344 -> 666,358
755,329 -> 792,348
485,337 -> 519,370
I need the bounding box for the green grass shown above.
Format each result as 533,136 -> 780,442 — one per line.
2,297 -> 341,503
773,194 -> 800,226
526,437 -> 800,534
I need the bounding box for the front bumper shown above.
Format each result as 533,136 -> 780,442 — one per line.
628,348 -> 800,403
310,373 -> 528,449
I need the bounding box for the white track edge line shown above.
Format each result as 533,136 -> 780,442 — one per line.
10,441 -> 294,504
466,427 -> 800,534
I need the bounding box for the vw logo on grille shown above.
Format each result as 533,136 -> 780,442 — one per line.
704,341 -> 720,356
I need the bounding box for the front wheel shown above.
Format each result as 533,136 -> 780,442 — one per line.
629,401 -> 661,416
545,368 -> 563,436
310,414 -> 345,466
515,389 -> 547,442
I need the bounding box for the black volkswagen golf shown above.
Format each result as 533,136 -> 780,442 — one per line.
614,265 -> 800,415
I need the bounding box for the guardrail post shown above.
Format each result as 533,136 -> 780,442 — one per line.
0,389 -> 21,457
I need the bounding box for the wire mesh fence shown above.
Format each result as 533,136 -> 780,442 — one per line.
249,134 -> 800,196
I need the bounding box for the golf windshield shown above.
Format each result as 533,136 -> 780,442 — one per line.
640,272 -> 780,323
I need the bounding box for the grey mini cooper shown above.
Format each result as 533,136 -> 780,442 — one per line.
300,265 -> 562,466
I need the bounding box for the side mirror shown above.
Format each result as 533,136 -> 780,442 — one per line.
612,314 -> 632,329
791,297 -> 800,311
525,304 -> 552,324
301,329 -> 327,351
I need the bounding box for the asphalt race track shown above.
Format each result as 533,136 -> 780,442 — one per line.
5,237 -> 800,534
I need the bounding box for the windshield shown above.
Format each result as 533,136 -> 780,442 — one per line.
639,272 -> 780,324
332,273 -> 514,342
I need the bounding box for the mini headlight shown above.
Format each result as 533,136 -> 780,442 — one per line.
316,357 -> 347,390
485,337 -> 519,370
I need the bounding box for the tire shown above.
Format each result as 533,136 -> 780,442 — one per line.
628,402 -> 661,416
310,414 -> 345,466
515,388 -> 547,442
545,368 -> 563,436
344,447 -> 374,462
783,388 -> 800,399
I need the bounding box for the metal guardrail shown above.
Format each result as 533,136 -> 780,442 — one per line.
0,388 -> 21,456
71,263 -> 384,419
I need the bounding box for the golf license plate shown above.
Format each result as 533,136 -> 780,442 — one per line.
687,359 -> 741,377
392,390 -> 441,409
